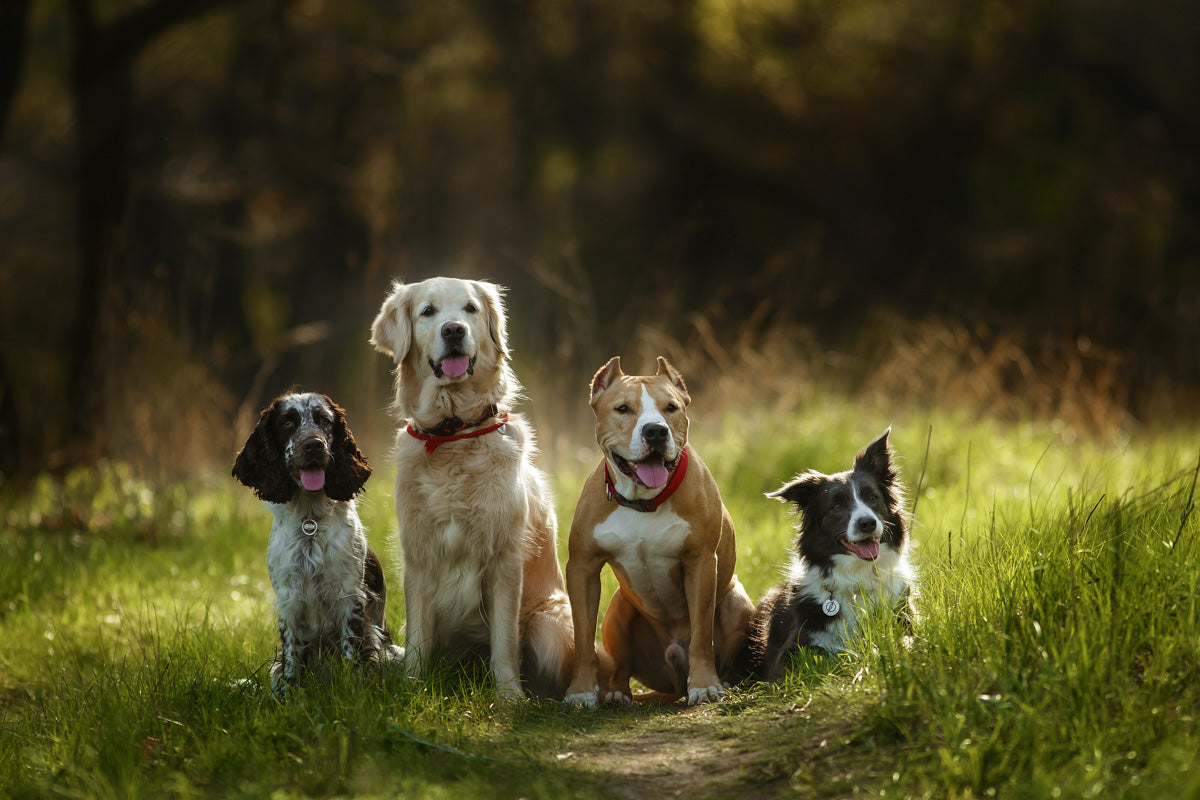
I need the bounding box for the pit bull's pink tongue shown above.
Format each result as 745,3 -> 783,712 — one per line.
440,355 -> 471,378
843,538 -> 880,560
300,469 -> 326,492
635,461 -> 670,488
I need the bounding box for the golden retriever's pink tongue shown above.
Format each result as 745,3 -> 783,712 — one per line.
635,462 -> 669,488
843,538 -> 880,560
300,469 -> 326,492
441,355 -> 471,378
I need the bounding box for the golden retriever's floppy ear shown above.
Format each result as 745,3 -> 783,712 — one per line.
590,357 -> 624,404
476,281 -> 509,359
655,356 -> 690,405
370,281 -> 412,363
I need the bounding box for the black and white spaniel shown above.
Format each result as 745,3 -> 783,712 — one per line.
232,391 -> 400,696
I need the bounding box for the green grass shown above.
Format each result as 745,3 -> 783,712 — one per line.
2,401 -> 1199,799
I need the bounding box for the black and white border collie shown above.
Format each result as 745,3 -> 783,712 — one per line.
737,428 -> 917,682
232,391 -> 400,696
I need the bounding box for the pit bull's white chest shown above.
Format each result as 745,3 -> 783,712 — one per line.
593,505 -> 692,621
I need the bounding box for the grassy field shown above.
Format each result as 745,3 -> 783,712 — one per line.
2,392 -> 1199,799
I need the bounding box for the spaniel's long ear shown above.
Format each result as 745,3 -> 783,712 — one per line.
323,398 -> 372,501
370,281 -> 413,364
232,399 -> 296,504
476,280 -> 509,360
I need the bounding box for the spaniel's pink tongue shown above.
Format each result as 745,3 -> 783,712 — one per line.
635,462 -> 669,488
440,355 -> 471,378
843,538 -> 880,560
300,469 -> 326,492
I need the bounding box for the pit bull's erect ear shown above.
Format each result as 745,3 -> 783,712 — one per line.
655,357 -> 690,405
590,357 -> 623,404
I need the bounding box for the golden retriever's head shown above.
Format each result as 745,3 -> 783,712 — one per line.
371,277 -> 515,424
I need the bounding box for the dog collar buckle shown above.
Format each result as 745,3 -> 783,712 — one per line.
301,518 -> 319,536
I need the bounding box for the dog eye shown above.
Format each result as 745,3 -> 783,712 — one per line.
464,302 -> 478,313
664,403 -> 678,413
420,305 -> 436,317
615,404 -> 630,414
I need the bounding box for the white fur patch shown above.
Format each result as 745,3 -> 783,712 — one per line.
629,385 -> 671,461
791,545 -> 916,653
593,505 -> 692,621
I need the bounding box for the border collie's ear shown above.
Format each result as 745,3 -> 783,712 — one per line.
323,397 -> 372,501
767,471 -> 825,509
655,357 -> 691,405
370,281 -> 412,364
590,357 -> 623,404
854,428 -> 897,487
475,280 -> 510,360
232,398 -> 296,504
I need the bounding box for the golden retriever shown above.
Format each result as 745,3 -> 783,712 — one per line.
370,277 -> 574,699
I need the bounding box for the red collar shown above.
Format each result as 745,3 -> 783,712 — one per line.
604,448 -> 689,512
406,413 -> 509,454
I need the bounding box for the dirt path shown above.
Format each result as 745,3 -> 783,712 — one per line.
553,705 -> 785,799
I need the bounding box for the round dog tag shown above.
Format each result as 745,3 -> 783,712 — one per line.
301,519 -> 318,536
822,597 -> 840,617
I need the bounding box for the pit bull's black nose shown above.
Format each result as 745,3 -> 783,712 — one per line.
441,321 -> 466,342
642,422 -> 669,448
856,516 -> 878,534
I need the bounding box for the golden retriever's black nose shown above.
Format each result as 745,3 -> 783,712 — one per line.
441,321 -> 466,342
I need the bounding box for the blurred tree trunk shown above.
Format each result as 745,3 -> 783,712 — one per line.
0,0 -> 32,140
62,0 -> 233,468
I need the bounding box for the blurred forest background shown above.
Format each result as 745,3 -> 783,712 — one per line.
1,0 -> 1199,484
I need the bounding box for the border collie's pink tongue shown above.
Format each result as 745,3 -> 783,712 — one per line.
300,469 -> 326,492
843,538 -> 880,560
440,355 -> 471,378
634,461 -> 669,488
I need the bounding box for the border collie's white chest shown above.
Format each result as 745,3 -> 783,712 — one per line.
799,550 -> 915,652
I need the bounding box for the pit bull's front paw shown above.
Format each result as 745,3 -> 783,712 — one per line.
564,688 -> 599,707
604,688 -> 633,705
686,683 -> 725,706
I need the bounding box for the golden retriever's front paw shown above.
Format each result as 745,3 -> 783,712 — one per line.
496,677 -> 525,702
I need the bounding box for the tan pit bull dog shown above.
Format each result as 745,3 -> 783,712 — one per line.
564,357 -> 755,706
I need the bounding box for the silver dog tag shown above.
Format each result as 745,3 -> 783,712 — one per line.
301,519 -> 319,536
822,597 -> 840,617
